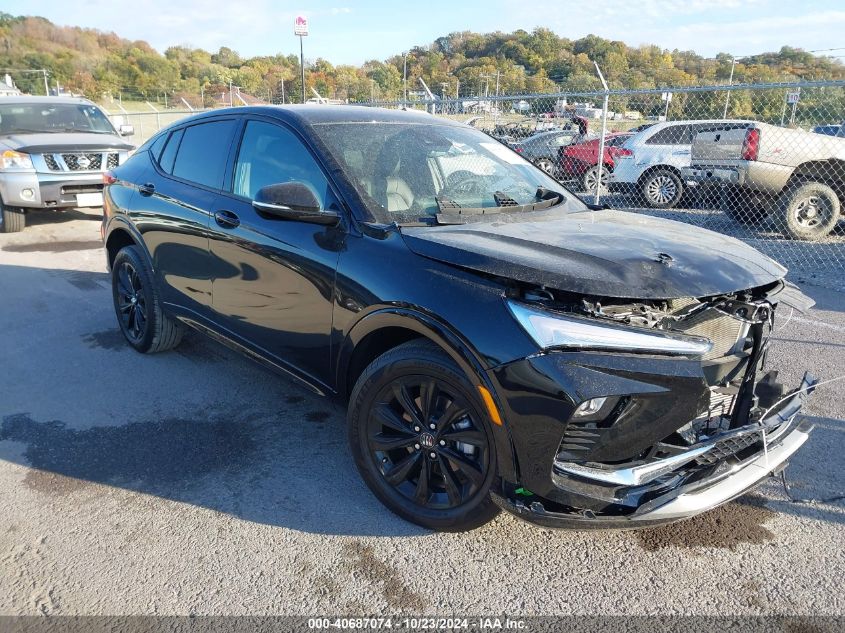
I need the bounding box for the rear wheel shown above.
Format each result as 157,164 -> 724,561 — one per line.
0,201 -> 25,233
582,165 -> 610,193
348,340 -> 500,531
720,186 -> 770,225
111,245 -> 183,353
778,181 -> 840,241
640,168 -> 684,209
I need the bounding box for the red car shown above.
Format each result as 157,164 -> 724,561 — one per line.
558,133 -> 632,192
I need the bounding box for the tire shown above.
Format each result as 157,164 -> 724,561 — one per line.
0,201 -> 25,233
535,157 -> 557,177
720,186 -> 770,225
581,165 -> 610,193
348,339 -> 500,531
777,181 -> 840,241
111,245 -> 183,353
640,168 -> 684,209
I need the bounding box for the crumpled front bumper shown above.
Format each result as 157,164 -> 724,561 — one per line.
492,373 -> 816,529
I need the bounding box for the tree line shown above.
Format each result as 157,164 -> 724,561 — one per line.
1,13 -> 843,108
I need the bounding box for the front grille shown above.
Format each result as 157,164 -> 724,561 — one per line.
61,184 -> 103,195
696,430 -> 763,465
43,154 -> 61,171
62,153 -> 102,171
106,153 -> 119,169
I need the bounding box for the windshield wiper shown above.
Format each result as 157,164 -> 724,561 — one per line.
58,128 -> 114,134
6,128 -> 54,134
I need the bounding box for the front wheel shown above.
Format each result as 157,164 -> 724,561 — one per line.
778,181 -> 840,241
348,340 -> 500,531
640,168 -> 684,209
0,202 -> 25,233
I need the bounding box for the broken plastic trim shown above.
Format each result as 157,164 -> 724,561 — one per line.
553,372 -> 817,489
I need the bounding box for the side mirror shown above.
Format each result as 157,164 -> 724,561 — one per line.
253,182 -> 340,226
118,124 -> 135,137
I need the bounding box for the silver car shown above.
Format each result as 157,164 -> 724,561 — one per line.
0,96 -> 135,232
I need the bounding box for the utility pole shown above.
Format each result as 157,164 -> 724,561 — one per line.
42,69 -> 49,96
280,79 -> 285,104
403,52 -> 408,103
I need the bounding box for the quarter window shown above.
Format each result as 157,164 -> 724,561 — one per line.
232,120 -> 329,205
171,120 -> 236,189
158,128 -> 183,174
645,125 -> 691,145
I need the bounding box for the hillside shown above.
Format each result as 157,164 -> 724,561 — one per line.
1,12 -> 843,107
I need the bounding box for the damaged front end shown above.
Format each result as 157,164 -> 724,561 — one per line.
489,280 -> 817,528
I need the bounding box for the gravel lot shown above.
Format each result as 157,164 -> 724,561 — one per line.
0,208 -> 843,617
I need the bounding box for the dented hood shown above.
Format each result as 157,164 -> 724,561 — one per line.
401,209 -> 786,299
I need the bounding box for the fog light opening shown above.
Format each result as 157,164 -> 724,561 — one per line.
569,396 -> 626,424
573,397 -> 608,419
20,188 -> 35,200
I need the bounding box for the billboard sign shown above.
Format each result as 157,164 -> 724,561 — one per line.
295,15 -> 308,36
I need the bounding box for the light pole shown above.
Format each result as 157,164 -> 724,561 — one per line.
723,58 -> 738,118
300,36 -> 306,104
402,52 -> 408,103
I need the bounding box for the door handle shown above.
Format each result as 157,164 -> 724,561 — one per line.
214,209 -> 240,229
138,182 -> 155,196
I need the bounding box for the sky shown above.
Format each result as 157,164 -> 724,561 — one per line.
4,0 -> 844,64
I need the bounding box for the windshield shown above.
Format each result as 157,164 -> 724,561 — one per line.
0,103 -> 116,135
311,121 -> 587,223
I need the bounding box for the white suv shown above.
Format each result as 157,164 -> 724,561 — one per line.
609,119 -> 749,208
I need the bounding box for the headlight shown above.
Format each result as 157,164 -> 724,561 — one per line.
507,300 -> 712,356
0,149 -> 34,170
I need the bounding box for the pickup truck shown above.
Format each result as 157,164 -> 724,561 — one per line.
681,121 -> 845,241
0,96 -> 135,233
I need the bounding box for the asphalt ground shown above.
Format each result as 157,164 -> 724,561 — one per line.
0,208 -> 843,616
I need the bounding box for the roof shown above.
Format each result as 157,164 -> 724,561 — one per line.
0,95 -> 94,106
185,104 -> 460,128
648,118 -> 755,129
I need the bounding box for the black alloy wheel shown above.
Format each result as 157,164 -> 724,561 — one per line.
111,245 -> 183,353
348,340 -> 500,531
115,260 -> 148,345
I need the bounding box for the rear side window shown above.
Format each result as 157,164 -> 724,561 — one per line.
646,125 -> 691,145
159,128 -> 183,174
171,120 -> 236,189
148,133 -> 167,161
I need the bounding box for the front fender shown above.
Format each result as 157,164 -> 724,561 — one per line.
336,306 -> 519,484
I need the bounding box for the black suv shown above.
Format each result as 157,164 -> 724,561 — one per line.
102,106 -> 815,531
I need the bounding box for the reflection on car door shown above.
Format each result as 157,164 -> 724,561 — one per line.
130,118 -> 237,316
207,117 -> 344,389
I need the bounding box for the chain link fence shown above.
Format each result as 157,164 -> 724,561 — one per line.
367,80 -> 845,290
105,81 -> 845,290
